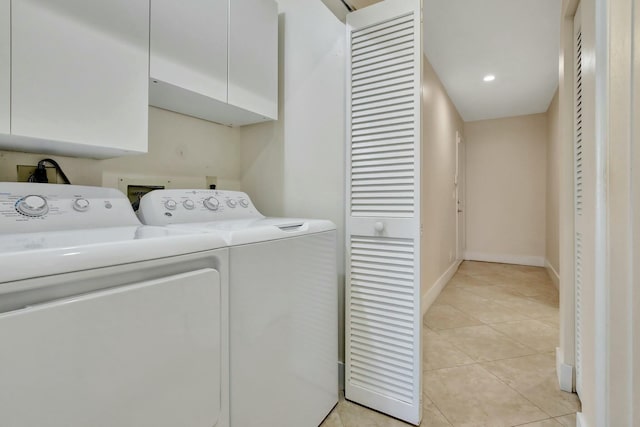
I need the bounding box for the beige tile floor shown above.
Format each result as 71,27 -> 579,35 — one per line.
321,261 -> 580,427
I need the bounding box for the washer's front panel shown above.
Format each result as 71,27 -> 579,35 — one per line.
0,268 -> 222,427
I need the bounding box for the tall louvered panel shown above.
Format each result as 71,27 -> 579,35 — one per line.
574,26 -> 584,399
345,0 -> 422,424
575,232 -> 583,397
575,30 -> 584,217
573,4 -> 585,400
350,12 -> 418,218
349,236 -> 416,403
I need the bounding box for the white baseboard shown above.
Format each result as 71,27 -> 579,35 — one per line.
464,251 -> 545,267
576,412 -> 587,427
421,260 -> 462,315
556,347 -> 574,392
338,361 -> 344,391
545,259 -> 560,289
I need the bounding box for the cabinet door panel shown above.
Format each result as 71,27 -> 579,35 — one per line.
228,0 -> 278,120
0,0 -> 9,134
11,0 -> 149,153
150,0 -> 227,102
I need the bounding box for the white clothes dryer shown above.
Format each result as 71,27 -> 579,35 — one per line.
138,189 -> 339,427
0,183 -> 229,427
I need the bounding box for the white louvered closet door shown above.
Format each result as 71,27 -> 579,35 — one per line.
345,1 -> 422,425
573,2 -> 595,400
573,2 -> 584,399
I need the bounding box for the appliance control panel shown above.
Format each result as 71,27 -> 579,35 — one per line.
137,189 -> 264,225
0,183 -> 140,233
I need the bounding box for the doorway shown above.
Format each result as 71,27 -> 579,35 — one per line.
456,130 -> 466,261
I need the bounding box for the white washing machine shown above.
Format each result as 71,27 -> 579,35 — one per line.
0,183 -> 229,427
138,189 -> 339,427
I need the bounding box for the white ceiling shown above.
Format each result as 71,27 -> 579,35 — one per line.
424,0 -> 561,121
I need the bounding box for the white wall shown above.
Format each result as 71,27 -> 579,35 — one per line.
0,107 -> 242,188
464,114 -> 547,266
545,90 -> 560,283
240,0 -> 346,359
421,56 -> 464,305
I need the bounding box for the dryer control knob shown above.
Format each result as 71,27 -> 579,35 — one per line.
203,197 -> 220,211
16,195 -> 49,217
238,198 -> 249,208
183,199 -> 195,210
164,199 -> 177,210
72,198 -> 90,212
226,199 -> 237,208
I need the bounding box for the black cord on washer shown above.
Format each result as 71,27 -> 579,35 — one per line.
27,158 -> 71,184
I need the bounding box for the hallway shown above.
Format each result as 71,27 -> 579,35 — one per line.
322,261 -> 580,427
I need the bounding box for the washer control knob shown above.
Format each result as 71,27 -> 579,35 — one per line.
164,199 -> 177,210
183,199 -> 195,210
16,195 -> 49,217
226,199 -> 237,208
203,197 -> 220,211
72,198 -> 90,212
238,198 -> 249,208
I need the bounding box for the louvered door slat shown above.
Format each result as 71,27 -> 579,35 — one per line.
353,137 -> 413,148
352,108 -> 414,124
354,147 -> 414,158
353,61 -> 413,84
353,50 -> 414,72
352,89 -> 414,108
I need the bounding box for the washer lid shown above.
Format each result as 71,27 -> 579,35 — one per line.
0,225 -> 227,283
162,217 -> 336,245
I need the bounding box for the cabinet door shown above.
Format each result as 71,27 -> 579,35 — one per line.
11,0 -> 149,154
228,0 -> 278,120
150,0 -> 228,103
0,0 -> 9,134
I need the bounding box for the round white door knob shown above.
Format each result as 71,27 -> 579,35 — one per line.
374,222 -> 385,232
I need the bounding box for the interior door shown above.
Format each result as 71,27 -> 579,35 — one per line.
573,2 -> 585,399
345,0 -> 423,424
0,268 -> 222,427
456,131 -> 466,260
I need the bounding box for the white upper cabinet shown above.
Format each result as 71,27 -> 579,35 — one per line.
8,0 -> 149,158
0,0 -> 9,135
228,0 -> 278,120
150,0 -> 228,103
150,0 -> 278,127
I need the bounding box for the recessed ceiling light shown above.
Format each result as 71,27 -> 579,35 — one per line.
483,74 -> 496,82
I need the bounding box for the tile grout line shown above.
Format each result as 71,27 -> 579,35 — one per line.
473,362 -> 558,422
485,321 -> 558,353
422,391 -> 455,427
